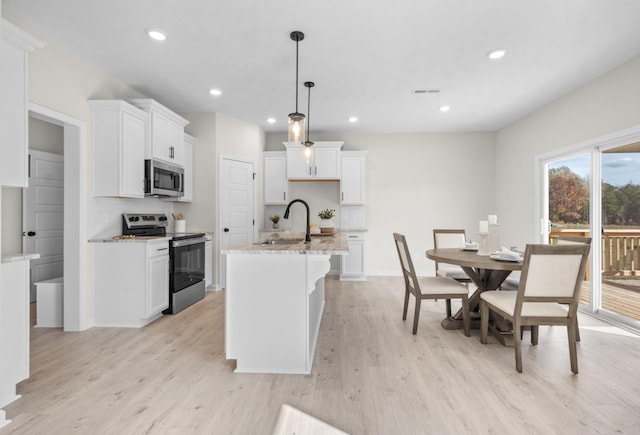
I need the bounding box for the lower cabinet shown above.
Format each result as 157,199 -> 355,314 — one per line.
93,240 -> 169,327
0,260 -> 31,412
340,232 -> 366,281
205,237 -> 213,289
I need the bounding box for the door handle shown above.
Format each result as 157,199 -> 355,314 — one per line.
223,228 -> 230,232
27,231 -> 36,236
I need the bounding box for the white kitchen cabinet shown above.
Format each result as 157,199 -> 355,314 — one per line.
92,240 -> 169,327
340,151 -> 367,205
205,237 -> 213,289
174,133 -> 195,202
285,141 -> 343,180
340,232 -> 366,281
264,152 -> 288,204
0,255 -> 39,415
1,20 -> 44,187
89,100 -> 147,198
127,99 -> 189,166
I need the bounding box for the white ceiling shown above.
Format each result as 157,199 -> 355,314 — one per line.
4,0 -> 640,135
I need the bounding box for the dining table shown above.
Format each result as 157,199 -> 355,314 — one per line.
425,248 -> 523,345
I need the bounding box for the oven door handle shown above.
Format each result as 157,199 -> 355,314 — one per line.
172,237 -> 206,248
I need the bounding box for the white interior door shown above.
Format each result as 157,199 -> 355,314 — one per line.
23,150 -> 64,302
219,157 -> 255,289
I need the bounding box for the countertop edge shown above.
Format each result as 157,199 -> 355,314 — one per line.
2,253 -> 41,263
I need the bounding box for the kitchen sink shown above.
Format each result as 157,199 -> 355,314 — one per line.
254,238 -> 305,245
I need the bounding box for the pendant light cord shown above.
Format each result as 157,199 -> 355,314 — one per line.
295,39 -> 299,113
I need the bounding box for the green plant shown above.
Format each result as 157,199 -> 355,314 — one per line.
269,214 -> 280,224
318,209 -> 335,220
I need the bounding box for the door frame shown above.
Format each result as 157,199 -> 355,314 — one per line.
28,102 -> 89,332
217,154 -> 256,290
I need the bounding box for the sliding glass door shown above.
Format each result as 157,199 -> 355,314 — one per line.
600,145 -> 640,322
540,138 -> 640,330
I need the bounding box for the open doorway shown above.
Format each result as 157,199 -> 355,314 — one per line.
24,118 -> 65,305
28,103 -> 89,332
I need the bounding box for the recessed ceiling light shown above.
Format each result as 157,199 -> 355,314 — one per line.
439,105 -> 451,113
209,89 -> 222,96
348,116 -> 358,123
146,28 -> 167,41
267,118 -> 276,124
487,49 -> 507,60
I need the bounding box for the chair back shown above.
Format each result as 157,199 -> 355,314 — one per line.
433,229 -> 466,273
433,229 -> 466,249
516,244 -> 591,311
393,233 -> 421,297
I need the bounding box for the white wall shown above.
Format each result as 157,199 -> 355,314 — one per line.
175,112 -> 265,290
266,132 -> 496,275
494,55 -> 640,249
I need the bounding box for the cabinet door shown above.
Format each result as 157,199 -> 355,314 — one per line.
151,111 -> 170,162
205,240 -> 213,288
147,255 -> 169,316
314,147 -> 340,178
167,120 -> 184,165
0,261 -> 30,391
1,33 -> 29,186
341,155 -> 365,204
264,154 -> 288,204
121,111 -> 146,197
286,146 -> 312,179
179,135 -> 194,202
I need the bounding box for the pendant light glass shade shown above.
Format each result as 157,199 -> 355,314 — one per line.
288,112 -> 305,143
288,31 -> 306,144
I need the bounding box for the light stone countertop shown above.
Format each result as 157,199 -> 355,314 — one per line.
1,253 -> 41,263
222,232 -> 349,255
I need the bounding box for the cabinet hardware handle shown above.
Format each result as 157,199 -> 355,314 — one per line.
283,192 -> 286,201
156,247 -> 168,251
342,192 -> 344,200
315,166 -> 317,175
309,167 -> 312,176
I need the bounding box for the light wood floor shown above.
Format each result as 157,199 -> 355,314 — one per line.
2,276 -> 640,434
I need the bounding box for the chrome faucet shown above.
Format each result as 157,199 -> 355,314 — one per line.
283,199 -> 311,242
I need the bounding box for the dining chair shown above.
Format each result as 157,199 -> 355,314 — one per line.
393,233 -> 470,336
556,235 -> 592,342
432,229 -> 472,286
480,244 -> 590,373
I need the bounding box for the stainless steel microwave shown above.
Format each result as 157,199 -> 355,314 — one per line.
144,159 -> 184,197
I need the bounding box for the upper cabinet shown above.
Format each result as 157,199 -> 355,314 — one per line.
340,151 -> 367,205
1,20 -> 45,187
264,152 -> 288,205
89,100 -> 147,198
175,133 -> 195,202
285,141 -> 343,180
127,99 -> 189,166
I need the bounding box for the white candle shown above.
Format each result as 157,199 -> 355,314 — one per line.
479,220 -> 488,233
488,215 -> 497,225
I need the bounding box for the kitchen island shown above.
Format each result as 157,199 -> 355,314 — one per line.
222,232 -> 348,374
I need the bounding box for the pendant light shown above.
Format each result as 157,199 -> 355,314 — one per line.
303,81 -> 315,165
288,31 -> 306,144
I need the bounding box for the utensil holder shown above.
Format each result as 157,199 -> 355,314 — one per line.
175,220 -> 186,233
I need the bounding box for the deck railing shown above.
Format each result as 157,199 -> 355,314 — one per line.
549,229 -> 640,277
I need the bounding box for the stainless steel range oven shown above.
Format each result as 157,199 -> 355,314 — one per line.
167,233 -> 206,314
122,213 -> 206,314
